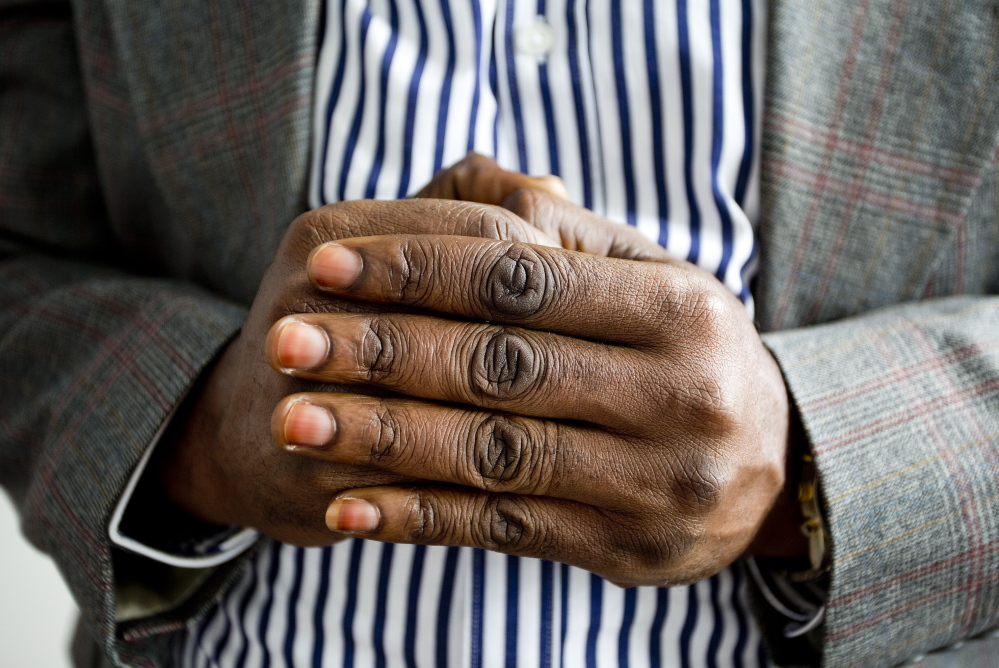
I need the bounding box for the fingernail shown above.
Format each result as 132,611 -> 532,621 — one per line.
275,321 -> 329,369
326,497 -> 380,533
283,403 -> 334,448
310,243 -> 362,290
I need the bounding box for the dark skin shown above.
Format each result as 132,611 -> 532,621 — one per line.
162,154 -> 805,584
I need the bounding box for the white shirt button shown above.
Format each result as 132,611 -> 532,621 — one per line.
514,18 -> 557,57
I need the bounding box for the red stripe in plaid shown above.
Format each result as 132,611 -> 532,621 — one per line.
0,262 -> 49,300
207,0 -> 264,236
22,298 -> 191,589
802,0 -> 911,324
800,341 -> 999,412
122,620 -> 191,643
878,326 -> 986,640
117,649 -> 157,668
826,571 -> 999,643
764,155 -> 964,226
24,297 -> 187,519
134,54 -> 313,135
36,301 -> 175,414
771,0 -> 874,328
86,80 -> 132,115
78,286 -> 198,378
829,538 -> 999,609
36,495 -> 110,591
910,326 -> 999,637
814,376 -> 999,455
0,414 -> 34,445
768,113 -> 980,187
148,95 -> 311,171
35,304 -> 110,341
233,0 -> 278,243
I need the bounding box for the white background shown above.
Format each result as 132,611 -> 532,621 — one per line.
0,490 -> 77,668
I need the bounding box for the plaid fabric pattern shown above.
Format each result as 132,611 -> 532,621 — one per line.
758,0 -> 999,666
0,0 -> 318,665
2,0 -> 999,666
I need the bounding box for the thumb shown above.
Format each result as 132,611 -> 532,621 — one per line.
416,152 -> 569,204
502,188 -> 674,263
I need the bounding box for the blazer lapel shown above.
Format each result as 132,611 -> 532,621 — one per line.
101,0 -> 321,302
756,0 -> 999,331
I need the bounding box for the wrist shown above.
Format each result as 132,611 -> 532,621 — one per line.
747,404 -> 810,559
157,339 -> 238,528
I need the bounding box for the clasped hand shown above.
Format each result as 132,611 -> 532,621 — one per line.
161,155 -> 795,587
268,198 -> 792,588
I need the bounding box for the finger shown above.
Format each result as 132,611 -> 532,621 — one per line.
306,235 -> 698,346
502,188 -> 674,263
416,152 -> 569,204
325,486 -> 695,585
266,313 -> 638,423
296,197 -> 560,250
323,486 -> 650,580
272,393 -> 631,505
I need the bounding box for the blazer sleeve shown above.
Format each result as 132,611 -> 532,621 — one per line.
0,4 -> 248,665
761,292 -> 999,668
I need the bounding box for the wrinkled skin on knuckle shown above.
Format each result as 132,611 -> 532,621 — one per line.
368,404 -> 402,463
478,496 -> 539,553
391,237 -> 437,306
470,327 -> 545,400
648,268 -> 730,345
480,243 -> 552,318
404,488 -> 449,544
468,414 -> 550,493
615,514 -> 712,586
447,153 -> 490,199
360,318 -> 403,382
468,204 -> 516,241
667,372 -> 741,440
666,448 -> 725,515
471,204 -> 544,244
290,202 -> 365,252
501,188 -> 547,226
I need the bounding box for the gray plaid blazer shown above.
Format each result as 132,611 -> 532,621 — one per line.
1,0 -> 998,666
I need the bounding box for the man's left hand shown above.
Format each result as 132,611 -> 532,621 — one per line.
266,223 -> 798,586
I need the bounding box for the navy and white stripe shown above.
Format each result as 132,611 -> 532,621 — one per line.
180,0 -> 769,665
179,543 -> 769,667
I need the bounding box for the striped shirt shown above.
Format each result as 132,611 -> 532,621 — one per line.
175,0 -> 769,665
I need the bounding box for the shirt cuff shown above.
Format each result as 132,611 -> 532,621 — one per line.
108,402 -> 259,569
746,556 -> 826,638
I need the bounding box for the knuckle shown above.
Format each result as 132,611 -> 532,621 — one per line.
611,519 -> 699,584
369,405 -> 402,463
360,318 -> 404,381
481,243 -> 551,318
294,202 -> 355,244
680,376 -> 736,427
678,279 -> 735,339
464,203 -> 518,241
478,496 -> 537,552
392,238 -> 435,306
470,415 -> 533,490
470,327 -> 545,400
445,153 -> 491,198
501,188 -> 543,222
669,451 -> 724,514
450,159 -> 475,186
404,489 -> 447,544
